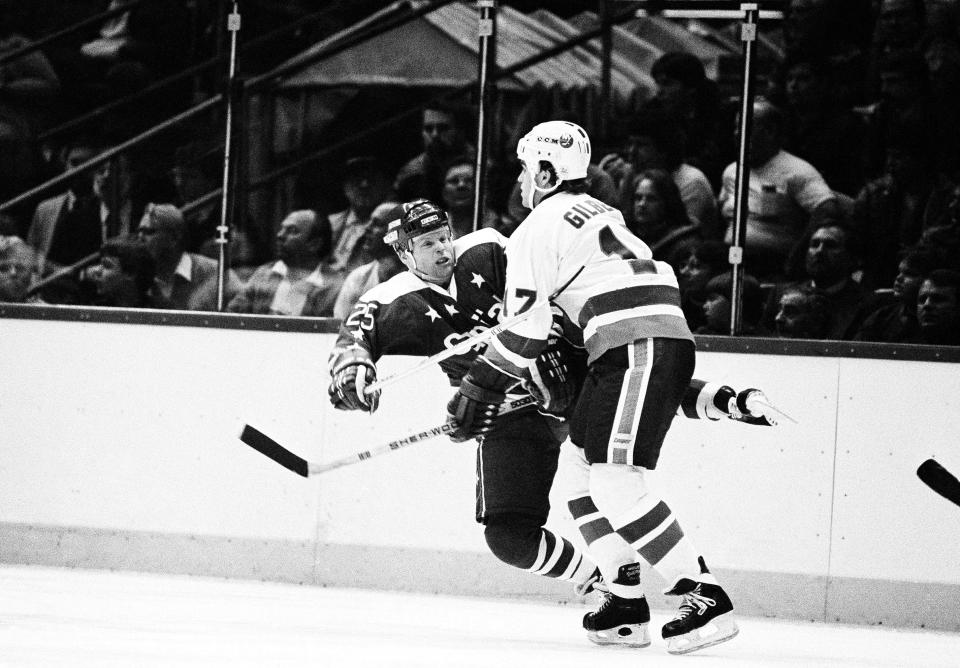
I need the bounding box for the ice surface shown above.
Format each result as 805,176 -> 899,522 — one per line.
1,565 -> 957,667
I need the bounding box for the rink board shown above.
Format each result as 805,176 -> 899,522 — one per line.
1,313 -> 959,630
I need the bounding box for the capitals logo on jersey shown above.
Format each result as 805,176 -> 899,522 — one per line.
331,228 -> 509,385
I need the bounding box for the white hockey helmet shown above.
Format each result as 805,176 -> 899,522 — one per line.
516,120 -> 591,182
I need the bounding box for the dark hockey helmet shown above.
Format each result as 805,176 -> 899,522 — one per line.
383,199 -> 450,251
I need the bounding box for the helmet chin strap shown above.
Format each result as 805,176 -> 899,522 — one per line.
399,248 -> 449,286
522,165 -> 562,209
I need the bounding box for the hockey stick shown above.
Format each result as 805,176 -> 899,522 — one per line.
740,390 -> 798,425
917,459 -> 960,508
240,396 -> 536,478
362,265 -> 586,396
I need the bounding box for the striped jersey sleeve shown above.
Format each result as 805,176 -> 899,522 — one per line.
486,191 -> 692,373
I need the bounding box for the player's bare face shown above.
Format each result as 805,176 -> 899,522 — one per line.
404,227 -> 454,285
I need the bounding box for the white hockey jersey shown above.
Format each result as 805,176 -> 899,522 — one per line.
487,191 -> 693,374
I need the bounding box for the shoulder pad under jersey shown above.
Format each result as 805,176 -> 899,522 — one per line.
454,227 -> 507,255
359,271 -> 429,305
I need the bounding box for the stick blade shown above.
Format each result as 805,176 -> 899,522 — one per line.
917,458 -> 960,507
752,398 -> 799,425
240,425 -> 309,478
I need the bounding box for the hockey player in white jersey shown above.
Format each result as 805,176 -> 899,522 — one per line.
446,121 -> 739,654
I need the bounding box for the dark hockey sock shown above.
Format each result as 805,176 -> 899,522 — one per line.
484,514 -> 592,581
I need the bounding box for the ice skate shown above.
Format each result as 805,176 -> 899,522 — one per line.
582,593 -> 651,647
661,577 -> 738,654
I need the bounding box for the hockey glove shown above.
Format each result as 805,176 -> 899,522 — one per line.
329,350 -> 380,413
679,380 -> 773,426
446,359 -> 515,443
524,341 -> 586,420
731,388 -> 777,426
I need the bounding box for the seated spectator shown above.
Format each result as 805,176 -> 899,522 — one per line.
601,108 -> 720,239
0,236 -> 41,303
773,284 -> 831,339
719,98 -> 839,281
851,126 -> 938,289
922,3 -> 960,174
0,0 -> 60,201
854,248 -> 939,342
696,271 -> 766,336
647,51 -> 726,191
922,226 -> 960,268
439,156 -> 515,238
171,140 -> 223,252
921,170 -> 960,242
327,156 -> 393,275
781,0 -> 872,108
869,0 -> 927,78
864,47 -> 937,178
911,269 -> 960,345
0,212 -> 20,236
763,221 -> 880,340
674,239 -> 729,331
227,210 -> 342,317
137,203 -> 239,311
333,202 -> 405,320
79,0 -> 191,99
28,136 -> 135,274
394,102 -> 476,203
774,50 -> 869,197
198,230 -> 260,283
629,168 -> 701,266
87,235 -> 155,307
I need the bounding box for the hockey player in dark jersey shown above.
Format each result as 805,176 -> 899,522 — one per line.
328,200 -> 602,594
330,200 -> 775,648
447,121 -> 747,654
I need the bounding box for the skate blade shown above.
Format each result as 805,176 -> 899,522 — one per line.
665,614 -> 738,655
587,623 -> 651,648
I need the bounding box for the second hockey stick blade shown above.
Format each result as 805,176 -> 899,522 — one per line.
240,425 -> 309,478
917,458 -> 960,508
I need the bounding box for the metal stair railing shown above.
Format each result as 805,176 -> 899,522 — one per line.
0,0 -> 146,67
37,1 -> 353,143
0,0 -> 458,215
184,0 -> 651,217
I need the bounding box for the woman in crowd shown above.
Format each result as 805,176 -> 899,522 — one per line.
629,168 -> 702,267
673,239 -> 729,332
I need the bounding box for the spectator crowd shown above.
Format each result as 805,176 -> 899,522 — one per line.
1,0 -> 960,346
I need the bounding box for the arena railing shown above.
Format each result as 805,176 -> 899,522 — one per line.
35,2 -> 356,144
0,0 -> 146,68
0,0 -> 457,217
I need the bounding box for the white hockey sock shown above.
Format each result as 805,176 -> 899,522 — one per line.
588,464 -> 704,593
568,493 -> 643,598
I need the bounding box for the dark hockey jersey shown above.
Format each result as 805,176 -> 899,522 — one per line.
330,228 -> 509,385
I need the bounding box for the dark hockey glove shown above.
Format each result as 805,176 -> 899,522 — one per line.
329,351 -> 380,413
524,341 -> 585,420
446,359 -> 514,443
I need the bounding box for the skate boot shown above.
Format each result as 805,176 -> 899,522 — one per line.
582,593 -> 651,647
661,559 -> 738,654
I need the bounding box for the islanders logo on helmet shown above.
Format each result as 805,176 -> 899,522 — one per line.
517,120 -> 591,180
383,199 -> 450,249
